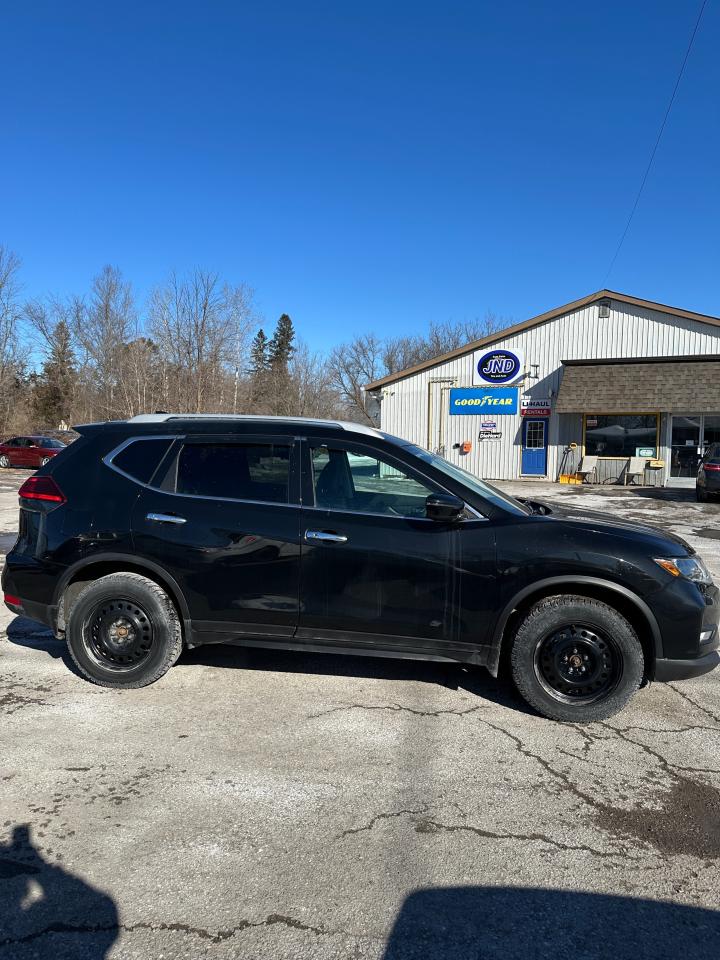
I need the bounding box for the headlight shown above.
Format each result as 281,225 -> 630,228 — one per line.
653,556 -> 713,584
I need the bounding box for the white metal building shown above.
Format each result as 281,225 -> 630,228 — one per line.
365,290 -> 720,487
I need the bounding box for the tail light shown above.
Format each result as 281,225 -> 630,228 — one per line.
703,463 -> 720,472
18,475 -> 66,504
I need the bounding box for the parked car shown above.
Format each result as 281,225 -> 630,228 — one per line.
697,442 -> 720,502
3,414 -> 719,722
0,435 -> 66,469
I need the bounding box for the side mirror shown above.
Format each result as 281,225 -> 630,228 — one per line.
426,492 -> 465,522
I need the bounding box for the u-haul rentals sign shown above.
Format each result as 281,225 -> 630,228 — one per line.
450,387 -> 518,415
520,397 -> 552,416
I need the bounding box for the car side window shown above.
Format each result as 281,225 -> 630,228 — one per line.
310,445 -> 437,518
176,443 -> 291,503
112,438 -> 175,485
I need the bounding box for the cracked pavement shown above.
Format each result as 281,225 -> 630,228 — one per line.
2,470 -> 720,958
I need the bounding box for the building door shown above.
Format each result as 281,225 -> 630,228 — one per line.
670,415 -> 702,479
521,419 -> 547,476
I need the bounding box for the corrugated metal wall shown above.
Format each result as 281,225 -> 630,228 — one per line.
376,300 -> 720,482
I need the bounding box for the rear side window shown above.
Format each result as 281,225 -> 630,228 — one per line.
112,438 -> 174,485
176,443 -> 290,503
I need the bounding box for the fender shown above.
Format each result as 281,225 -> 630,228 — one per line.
53,551 -> 194,641
485,575 -> 663,677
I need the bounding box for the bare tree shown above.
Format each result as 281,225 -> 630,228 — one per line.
288,342 -> 343,419
150,270 -> 255,413
328,333 -> 386,424
0,247 -> 24,432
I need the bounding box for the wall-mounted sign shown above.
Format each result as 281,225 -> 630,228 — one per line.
478,430 -> 502,442
521,398 -> 552,417
636,446 -> 656,458
480,420 -> 497,430
450,387 -> 518,415
473,348 -> 524,385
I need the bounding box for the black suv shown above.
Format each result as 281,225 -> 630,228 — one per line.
3,415 -> 719,722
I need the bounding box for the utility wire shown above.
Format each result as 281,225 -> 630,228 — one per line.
604,0 -> 708,283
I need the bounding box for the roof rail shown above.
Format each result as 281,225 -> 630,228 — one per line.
126,413 -> 383,437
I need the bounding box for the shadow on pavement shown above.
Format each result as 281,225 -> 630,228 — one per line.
0,825 -> 118,958
181,644 -> 536,715
382,886 -> 720,960
5,613 -> 535,715
5,617 -> 78,672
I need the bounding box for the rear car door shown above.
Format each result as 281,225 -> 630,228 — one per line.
130,434 -> 301,641
298,437 -> 477,657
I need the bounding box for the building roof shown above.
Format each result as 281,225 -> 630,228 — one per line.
364,290 -> 720,391
556,357 -> 720,414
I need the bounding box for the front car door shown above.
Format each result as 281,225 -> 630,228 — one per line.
131,434 -> 301,643
298,436 -> 494,659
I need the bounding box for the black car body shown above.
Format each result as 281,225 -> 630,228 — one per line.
3,414 -> 719,722
697,443 -> 720,501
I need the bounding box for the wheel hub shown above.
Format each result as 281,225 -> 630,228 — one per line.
86,600 -> 154,669
534,624 -> 620,704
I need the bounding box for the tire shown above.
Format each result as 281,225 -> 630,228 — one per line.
510,595 -> 644,723
697,486 -> 709,503
0,455 -> 10,468
40,456 -> 50,466
66,572 -> 183,688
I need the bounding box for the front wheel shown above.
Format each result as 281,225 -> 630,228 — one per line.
510,595 -> 644,722
66,572 -> 183,687
0,455 -> 10,468
40,456 -> 50,466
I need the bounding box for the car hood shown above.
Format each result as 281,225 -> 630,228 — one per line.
524,499 -> 694,555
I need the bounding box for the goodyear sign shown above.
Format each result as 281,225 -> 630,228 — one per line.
449,387 -> 518,415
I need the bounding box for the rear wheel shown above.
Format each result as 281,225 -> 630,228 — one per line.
66,573 -> 183,687
510,595 -> 644,722
697,486 -> 709,503
0,455 -> 10,468
40,456 -> 50,466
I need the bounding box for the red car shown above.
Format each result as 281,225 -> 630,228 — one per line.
0,435 -> 66,469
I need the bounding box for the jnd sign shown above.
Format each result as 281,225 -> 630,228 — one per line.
473,348 -> 524,384
450,387 -> 518,415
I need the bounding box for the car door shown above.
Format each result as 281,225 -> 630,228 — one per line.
298,436 -> 493,658
13,438 -> 32,467
131,434 -> 302,641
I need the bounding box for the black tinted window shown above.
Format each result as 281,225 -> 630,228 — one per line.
311,445 -> 435,518
113,438 -> 173,484
176,443 -> 290,503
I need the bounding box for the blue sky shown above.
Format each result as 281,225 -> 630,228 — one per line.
2,1 -> 718,350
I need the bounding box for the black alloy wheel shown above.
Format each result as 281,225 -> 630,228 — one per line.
534,623 -> 621,705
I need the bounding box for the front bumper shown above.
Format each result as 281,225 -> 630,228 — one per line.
654,649 -> 720,681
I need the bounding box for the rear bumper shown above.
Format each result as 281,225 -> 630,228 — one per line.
654,650 -> 720,681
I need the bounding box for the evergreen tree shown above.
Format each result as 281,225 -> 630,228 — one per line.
249,328 -> 270,375
31,320 -> 77,426
268,314 -> 295,371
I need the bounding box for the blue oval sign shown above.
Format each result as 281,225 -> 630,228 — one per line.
476,348 -> 523,384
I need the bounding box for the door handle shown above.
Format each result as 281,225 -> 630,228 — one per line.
146,512 -> 187,525
305,529 -> 348,543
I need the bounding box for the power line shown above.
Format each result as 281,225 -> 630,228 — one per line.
604,0 -> 708,283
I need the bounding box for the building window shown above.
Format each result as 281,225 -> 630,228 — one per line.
584,414 -> 658,458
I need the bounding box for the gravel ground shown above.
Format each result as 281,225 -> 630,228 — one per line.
2,468 -> 720,959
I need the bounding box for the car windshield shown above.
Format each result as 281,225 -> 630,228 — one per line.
402,444 -> 530,516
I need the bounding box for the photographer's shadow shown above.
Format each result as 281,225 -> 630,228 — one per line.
0,825 -> 118,958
